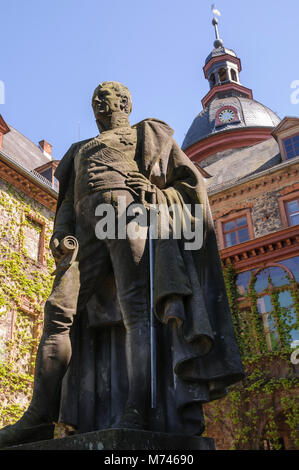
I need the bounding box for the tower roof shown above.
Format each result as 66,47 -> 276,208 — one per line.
2,123 -> 51,170
205,46 -> 237,65
182,96 -> 280,150
182,10 -> 281,158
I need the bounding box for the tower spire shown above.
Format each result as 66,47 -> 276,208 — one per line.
201,7 -> 253,107
211,4 -> 223,48
212,17 -> 223,49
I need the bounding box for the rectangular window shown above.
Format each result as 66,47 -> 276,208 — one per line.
222,216 -> 250,247
285,198 -> 299,226
283,135 -> 299,159
23,216 -> 44,263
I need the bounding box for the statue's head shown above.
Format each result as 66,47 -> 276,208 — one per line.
92,81 -> 132,131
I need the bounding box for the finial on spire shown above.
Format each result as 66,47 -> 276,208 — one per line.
211,4 -> 223,48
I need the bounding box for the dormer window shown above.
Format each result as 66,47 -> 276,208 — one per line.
34,161 -> 59,190
271,117 -> 299,161
283,135 -> 299,159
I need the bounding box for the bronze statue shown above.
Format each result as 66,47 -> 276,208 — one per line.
0,82 -> 244,447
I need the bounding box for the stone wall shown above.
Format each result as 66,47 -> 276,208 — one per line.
251,188 -> 282,238
0,177 -> 55,427
203,357 -> 298,450
209,162 -> 299,242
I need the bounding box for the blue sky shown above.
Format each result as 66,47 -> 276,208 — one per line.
1,0 -> 299,159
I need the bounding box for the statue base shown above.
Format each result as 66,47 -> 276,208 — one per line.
4,428 -> 215,450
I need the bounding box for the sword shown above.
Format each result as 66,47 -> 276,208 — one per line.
149,222 -> 156,409
141,189 -> 158,409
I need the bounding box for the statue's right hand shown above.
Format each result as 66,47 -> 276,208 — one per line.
49,232 -> 68,262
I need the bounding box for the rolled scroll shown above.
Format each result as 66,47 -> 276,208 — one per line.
51,236 -> 79,275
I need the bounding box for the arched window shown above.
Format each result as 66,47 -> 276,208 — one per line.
236,257 -> 299,355
260,411 -> 294,450
254,265 -> 298,351
218,68 -> 227,83
230,68 -> 238,82
209,73 -> 216,87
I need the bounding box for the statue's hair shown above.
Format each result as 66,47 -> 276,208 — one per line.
92,81 -> 132,114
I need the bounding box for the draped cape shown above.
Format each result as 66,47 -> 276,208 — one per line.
54,119 -> 244,435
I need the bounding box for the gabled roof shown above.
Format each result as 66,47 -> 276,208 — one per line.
1,122 -> 51,171
272,116 -> 299,138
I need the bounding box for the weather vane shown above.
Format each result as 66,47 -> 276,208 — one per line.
211,4 -> 223,48
211,4 -> 221,17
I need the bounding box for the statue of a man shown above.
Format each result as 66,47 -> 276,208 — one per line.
0,82 -> 243,447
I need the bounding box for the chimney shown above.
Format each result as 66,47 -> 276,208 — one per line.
39,139 -> 53,159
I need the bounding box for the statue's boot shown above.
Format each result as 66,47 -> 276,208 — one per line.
0,408 -> 54,449
0,321 -> 69,448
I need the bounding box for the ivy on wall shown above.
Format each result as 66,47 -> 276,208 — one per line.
0,180 -> 55,427
0,178 -> 298,448
204,262 -> 299,450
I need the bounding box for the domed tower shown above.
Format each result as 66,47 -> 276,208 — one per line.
182,15 -> 281,186
188,12 -> 299,452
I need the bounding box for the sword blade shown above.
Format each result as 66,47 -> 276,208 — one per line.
149,225 -> 157,409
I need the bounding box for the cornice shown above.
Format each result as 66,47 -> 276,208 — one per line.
203,54 -> 242,78
221,224 -> 299,272
208,156 -> 299,205
0,150 -> 57,212
185,127 -> 273,163
201,83 -> 253,108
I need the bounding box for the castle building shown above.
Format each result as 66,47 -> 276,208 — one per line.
0,15 -> 298,448
0,116 -> 57,425
182,17 -> 299,450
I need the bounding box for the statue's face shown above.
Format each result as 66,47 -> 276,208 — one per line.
92,85 -> 131,119
92,86 -> 117,119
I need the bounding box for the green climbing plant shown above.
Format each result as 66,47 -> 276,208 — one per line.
0,180 -> 54,427
204,262 -> 299,450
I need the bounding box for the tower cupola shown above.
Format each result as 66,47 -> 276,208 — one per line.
206,17 -> 240,89
181,7 -> 280,161
202,14 -> 253,108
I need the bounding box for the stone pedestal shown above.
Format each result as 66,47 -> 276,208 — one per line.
4,428 -> 215,451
